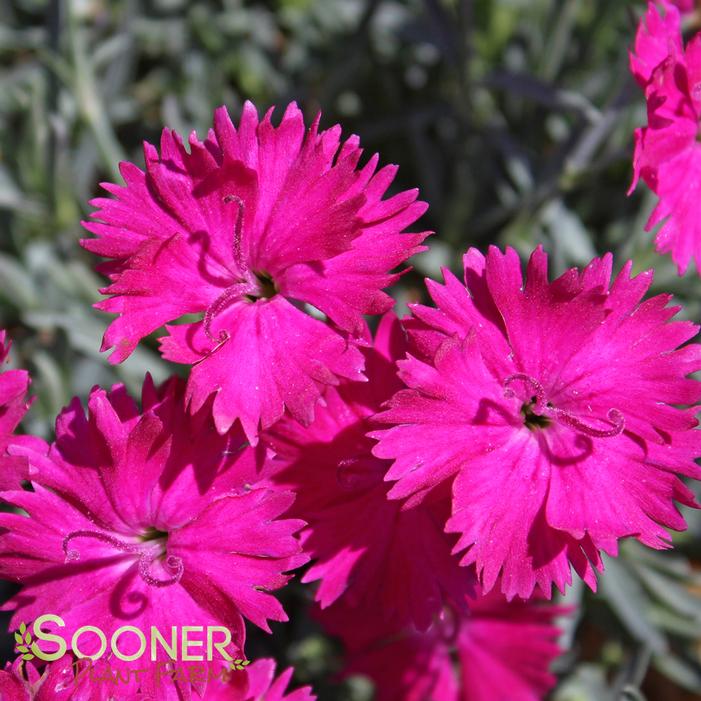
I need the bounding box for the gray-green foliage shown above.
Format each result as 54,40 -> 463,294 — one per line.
1,0 -> 701,698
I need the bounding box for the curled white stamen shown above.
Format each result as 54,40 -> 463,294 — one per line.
222,194 -> 247,276
63,530 -> 141,561
202,283 -> 251,343
62,530 -> 183,588
548,406 -> 625,438
503,373 -> 546,413
138,554 -> 184,588
502,374 -> 624,438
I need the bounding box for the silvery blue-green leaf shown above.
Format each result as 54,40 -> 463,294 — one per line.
600,557 -> 667,655
635,563 -> 701,624
653,653 -> 701,693
32,350 -> 68,418
0,254 -> 39,309
554,664 -> 613,701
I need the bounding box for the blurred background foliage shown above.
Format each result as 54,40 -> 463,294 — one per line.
2,0 -> 701,699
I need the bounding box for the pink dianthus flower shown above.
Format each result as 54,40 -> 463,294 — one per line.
373,246 -> 701,599
669,0 -> 696,15
318,589 -> 565,701
265,314 -> 472,630
0,659 -> 77,701
0,331 -> 34,489
0,657 -> 128,701
630,1 -> 701,274
630,1 -> 683,87
82,102 -> 428,441
0,376 -> 307,699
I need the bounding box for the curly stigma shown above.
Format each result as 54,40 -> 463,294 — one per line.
503,373 -> 624,438
201,194 -> 277,343
62,529 -> 184,588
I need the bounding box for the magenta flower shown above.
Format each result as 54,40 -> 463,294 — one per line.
264,313 -> 472,630
629,1 -> 682,86
0,658 -> 80,701
0,376 -> 307,698
199,659 -> 314,700
82,102 -> 428,441
318,590 -> 565,701
372,247 -> 701,599
0,331 -> 34,490
0,658 -> 128,701
669,0 -> 695,14
629,2 -> 701,274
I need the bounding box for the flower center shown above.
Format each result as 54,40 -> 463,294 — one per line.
62,528 -> 184,588
521,398 -> 552,430
140,526 -> 168,543
503,373 -> 624,438
245,270 -> 277,302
